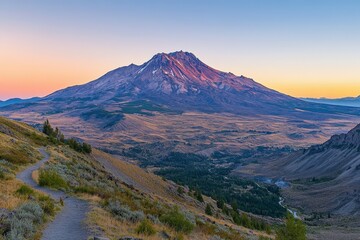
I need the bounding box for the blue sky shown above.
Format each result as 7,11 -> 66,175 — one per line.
1,0 -> 360,99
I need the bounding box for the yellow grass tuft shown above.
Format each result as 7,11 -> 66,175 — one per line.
32,170 -> 39,183
0,179 -> 27,209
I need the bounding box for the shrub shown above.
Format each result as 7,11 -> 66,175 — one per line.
0,170 -> 5,179
38,169 -> 67,189
136,219 -> 156,236
147,214 -> 160,224
16,185 -> 34,196
177,186 -> 184,195
74,185 -> 97,195
6,201 -> 44,240
108,200 -> 144,223
276,213 -> 306,240
210,236 -> 224,240
38,195 -> 56,216
160,207 -> 194,233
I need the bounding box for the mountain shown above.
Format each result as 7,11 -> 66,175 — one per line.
302,96 -> 360,107
38,50 -> 299,117
0,97 -> 40,107
36,51 -> 359,117
3,51 -> 360,120
1,51 -> 360,158
238,123 -> 360,218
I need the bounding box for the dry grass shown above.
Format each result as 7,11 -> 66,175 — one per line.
0,179 -> 26,209
3,111 -> 358,158
87,206 -> 161,240
87,206 -> 216,240
92,149 -> 172,198
91,149 -> 274,239
32,169 -> 39,183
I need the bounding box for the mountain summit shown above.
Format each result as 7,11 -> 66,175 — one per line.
48,51 -> 275,96
46,51 -> 300,115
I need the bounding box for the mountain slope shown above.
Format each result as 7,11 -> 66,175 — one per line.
0,116 -> 273,240
238,123 -> 360,218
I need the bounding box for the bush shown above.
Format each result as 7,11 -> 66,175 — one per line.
136,219 -> 156,236
38,195 -> 56,216
16,185 -> 34,196
6,201 -> 44,240
276,213 -> 306,240
74,185 -> 98,195
160,207 -> 194,233
108,200 -> 144,223
38,169 -> 67,189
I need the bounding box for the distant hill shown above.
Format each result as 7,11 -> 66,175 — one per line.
302,96 -> 360,107
0,97 -> 40,107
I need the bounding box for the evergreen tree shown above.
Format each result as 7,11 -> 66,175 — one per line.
42,119 -> 92,153
195,189 -> 204,202
217,199 -> 225,209
42,119 -> 54,136
205,203 -> 212,216
231,200 -> 238,211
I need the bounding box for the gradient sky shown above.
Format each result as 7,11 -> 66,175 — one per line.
1,0 -> 360,100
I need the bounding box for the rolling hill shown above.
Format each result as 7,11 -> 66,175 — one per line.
0,97 -> 40,108
302,96 -> 360,108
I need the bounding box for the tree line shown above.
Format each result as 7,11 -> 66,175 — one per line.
42,119 -> 92,154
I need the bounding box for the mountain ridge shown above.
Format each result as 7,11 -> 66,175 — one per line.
45,51 -> 295,105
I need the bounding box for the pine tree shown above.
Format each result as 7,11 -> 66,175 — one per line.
42,119 -> 54,136
216,199 -> 225,209
195,189 -> 204,202
205,203 -> 212,216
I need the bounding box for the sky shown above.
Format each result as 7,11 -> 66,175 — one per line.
1,0 -> 360,100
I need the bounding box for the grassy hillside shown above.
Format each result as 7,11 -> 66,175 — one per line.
0,117 -> 59,240
0,116 -> 275,240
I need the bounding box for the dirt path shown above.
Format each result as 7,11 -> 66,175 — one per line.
16,148 -> 91,240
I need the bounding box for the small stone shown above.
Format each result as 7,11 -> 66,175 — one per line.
94,236 -> 110,240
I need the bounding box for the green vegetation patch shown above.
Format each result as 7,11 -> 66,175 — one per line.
39,169 -> 68,189
136,219 -> 156,236
159,207 -> 194,233
16,185 -> 34,196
